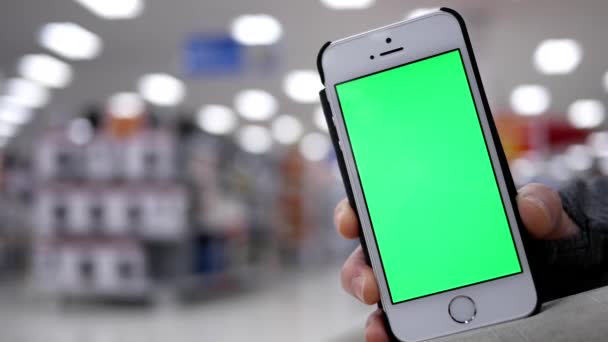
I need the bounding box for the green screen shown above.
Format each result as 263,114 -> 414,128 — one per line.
335,49 -> 521,304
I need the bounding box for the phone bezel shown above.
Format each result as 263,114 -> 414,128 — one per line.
322,11 -> 537,341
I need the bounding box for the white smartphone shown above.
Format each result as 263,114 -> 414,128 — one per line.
317,8 -> 538,341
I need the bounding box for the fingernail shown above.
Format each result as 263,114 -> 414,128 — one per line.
521,194 -> 550,219
352,275 -> 365,302
337,204 -> 345,218
335,205 -> 345,227
520,193 -> 553,238
336,199 -> 344,212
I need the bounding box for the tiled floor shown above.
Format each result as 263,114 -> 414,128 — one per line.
0,268 -> 370,342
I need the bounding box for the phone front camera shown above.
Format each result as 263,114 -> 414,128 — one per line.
386,38 -> 392,44
370,55 -> 375,60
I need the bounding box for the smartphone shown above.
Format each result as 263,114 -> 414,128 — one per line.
318,8 -> 538,341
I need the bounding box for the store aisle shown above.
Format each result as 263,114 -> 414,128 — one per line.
0,267 -> 369,342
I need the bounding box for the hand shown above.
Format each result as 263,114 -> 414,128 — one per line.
335,183 -> 580,342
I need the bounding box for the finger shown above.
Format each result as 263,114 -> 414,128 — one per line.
341,246 -> 380,305
365,309 -> 390,342
517,183 -> 580,240
334,198 -> 360,240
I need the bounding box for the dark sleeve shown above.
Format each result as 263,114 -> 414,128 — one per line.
528,177 -> 608,303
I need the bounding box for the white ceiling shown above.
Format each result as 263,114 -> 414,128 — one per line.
1,0 -> 608,144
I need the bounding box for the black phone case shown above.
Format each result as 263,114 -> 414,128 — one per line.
317,7 -> 541,341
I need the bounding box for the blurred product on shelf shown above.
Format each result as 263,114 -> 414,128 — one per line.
22,104 -> 346,302
277,150 -> 306,263
30,108 -> 188,299
0,154 -> 31,279
183,132 -> 277,286
32,239 -> 147,297
33,185 -> 187,240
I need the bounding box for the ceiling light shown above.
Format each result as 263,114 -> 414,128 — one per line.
300,132 -> 330,161
39,22 -> 102,60
587,131 -> 608,158
107,92 -> 144,119
231,14 -> 282,46
197,105 -> 238,135
0,123 -> 18,138
314,106 -> 329,132
138,74 -> 185,107
321,0 -> 375,10
284,70 -> 323,103
272,115 -> 303,145
406,7 -> 439,19
534,39 -> 582,75
67,118 -> 94,145
0,102 -> 32,125
237,125 -> 273,154
234,89 -> 278,121
564,144 -> 593,172
567,99 -> 605,129
510,85 -> 550,116
4,78 -> 49,109
18,54 -> 73,88
74,0 -> 143,19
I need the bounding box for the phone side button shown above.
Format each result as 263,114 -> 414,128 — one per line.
448,296 -> 476,324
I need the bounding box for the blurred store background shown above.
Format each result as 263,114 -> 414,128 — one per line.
0,0 -> 607,341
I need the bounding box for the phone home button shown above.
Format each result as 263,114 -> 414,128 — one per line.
448,296 -> 476,324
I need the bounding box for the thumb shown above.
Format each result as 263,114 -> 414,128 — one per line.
517,183 -> 580,240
